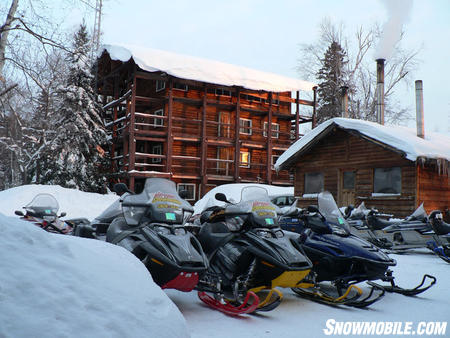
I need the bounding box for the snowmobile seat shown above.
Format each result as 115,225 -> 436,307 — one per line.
198,222 -> 233,254
367,213 -> 395,231
430,211 -> 450,236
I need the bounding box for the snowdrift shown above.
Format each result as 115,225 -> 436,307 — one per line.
0,184 -> 118,221
0,213 -> 189,338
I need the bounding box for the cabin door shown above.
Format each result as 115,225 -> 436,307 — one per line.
218,112 -> 231,138
339,170 -> 356,207
216,147 -> 231,176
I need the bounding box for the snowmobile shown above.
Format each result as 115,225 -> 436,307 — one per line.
345,203 -> 438,251
102,178 -> 208,292
426,210 -> 450,263
194,186 -> 313,315
280,192 -> 436,307
14,193 -> 87,234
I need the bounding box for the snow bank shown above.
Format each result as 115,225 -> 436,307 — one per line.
100,44 -> 316,92
275,117 -> 450,170
194,183 -> 293,214
0,184 -> 119,221
0,214 -> 189,338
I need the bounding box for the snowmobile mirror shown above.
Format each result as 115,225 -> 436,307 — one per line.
59,212 -> 67,218
15,210 -> 24,216
215,193 -> 229,203
307,205 -> 319,213
179,190 -> 189,199
114,183 -> 132,195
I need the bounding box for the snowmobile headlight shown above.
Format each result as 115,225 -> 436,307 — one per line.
155,226 -> 170,235
274,230 -> 284,238
173,227 -> 186,236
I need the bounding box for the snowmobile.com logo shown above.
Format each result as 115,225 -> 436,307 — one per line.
323,319 -> 447,336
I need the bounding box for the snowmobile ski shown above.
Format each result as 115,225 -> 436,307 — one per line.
291,284 -> 364,307
197,291 -> 260,316
250,287 -> 283,312
367,272 -> 436,296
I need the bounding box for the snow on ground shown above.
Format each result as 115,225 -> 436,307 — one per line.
1,184 -> 449,338
0,184 -> 119,221
194,183 -> 293,214
0,214 -> 189,338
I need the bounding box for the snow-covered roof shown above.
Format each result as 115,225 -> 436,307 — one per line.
275,117 -> 450,171
99,44 -> 316,92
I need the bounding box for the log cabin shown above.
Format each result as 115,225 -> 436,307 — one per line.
96,44 -> 317,201
275,117 -> 450,217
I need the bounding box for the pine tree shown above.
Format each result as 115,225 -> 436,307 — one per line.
316,41 -> 348,124
38,23 -> 109,193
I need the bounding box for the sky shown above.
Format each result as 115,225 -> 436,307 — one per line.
68,0 -> 450,136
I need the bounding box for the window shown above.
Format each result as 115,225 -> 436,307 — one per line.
265,98 -> 279,105
241,94 -> 261,103
304,172 -> 324,194
152,109 -> 164,127
263,122 -> 280,138
373,167 -> 401,194
173,82 -> 188,91
215,88 -> 231,97
218,112 -> 231,138
156,80 -> 166,92
240,150 -> 250,168
151,145 -> 162,163
239,118 -> 252,135
343,171 -> 355,189
177,183 -> 196,201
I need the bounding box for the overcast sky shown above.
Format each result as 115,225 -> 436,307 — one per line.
70,0 -> 450,135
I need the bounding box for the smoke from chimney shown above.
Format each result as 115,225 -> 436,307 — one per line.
376,59 -> 385,125
415,80 -> 425,139
375,0 -> 413,60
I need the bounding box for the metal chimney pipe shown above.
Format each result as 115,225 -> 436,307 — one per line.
340,85 -> 349,118
376,59 -> 385,125
415,80 -> 425,138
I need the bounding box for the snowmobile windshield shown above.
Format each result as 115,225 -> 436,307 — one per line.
122,178 -> 193,226
406,202 -> 427,222
24,194 -> 59,218
225,186 -> 280,228
318,191 -> 351,235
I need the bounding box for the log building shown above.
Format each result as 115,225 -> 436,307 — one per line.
96,45 -> 317,200
275,118 -> 450,217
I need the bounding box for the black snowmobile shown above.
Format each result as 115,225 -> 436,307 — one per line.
95,178 -> 209,292
281,192 -> 436,307
427,210 -> 450,263
194,186 -> 313,315
15,193 -> 89,234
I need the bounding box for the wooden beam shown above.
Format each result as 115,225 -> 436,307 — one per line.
234,87 -> 241,182
266,92 -> 273,184
201,86 -> 208,198
165,78 -> 173,173
128,69 -> 137,191
312,86 -> 318,128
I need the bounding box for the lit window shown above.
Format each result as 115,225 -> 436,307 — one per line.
177,183 -> 196,201
156,80 -> 166,92
152,109 -> 164,127
263,122 -> 280,138
239,118 -> 252,135
373,167 -> 401,194
151,145 -> 162,163
304,172 -> 324,194
240,151 -> 251,168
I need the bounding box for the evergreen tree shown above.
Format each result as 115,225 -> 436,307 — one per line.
38,23 -> 109,193
315,41 -> 348,124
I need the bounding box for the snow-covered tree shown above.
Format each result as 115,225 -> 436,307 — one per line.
316,40 -> 348,124
37,23 -> 109,193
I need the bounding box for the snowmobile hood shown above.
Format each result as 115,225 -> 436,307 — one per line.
304,232 -> 395,265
